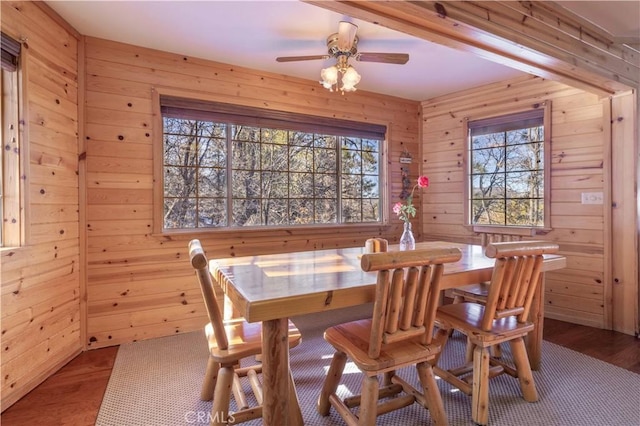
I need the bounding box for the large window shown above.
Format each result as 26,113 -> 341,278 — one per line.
466,106 -> 550,228
1,32 -> 22,247
160,97 -> 385,230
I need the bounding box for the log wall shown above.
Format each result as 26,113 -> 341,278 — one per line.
1,1 -> 80,409
420,75 -> 613,329
82,36 -> 421,349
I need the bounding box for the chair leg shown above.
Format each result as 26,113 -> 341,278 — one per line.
471,346 -> 490,426
465,337 -> 474,363
288,368 -> 304,425
358,375 -> 379,425
201,357 -> 219,401
317,351 -> 347,416
211,366 -> 234,426
510,337 -> 538,402
490,343 -> 502,358
417,361 -> 448,425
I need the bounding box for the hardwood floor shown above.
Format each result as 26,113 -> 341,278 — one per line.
1,319 -> 638,425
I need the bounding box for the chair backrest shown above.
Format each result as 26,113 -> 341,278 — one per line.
473,225 -> 536,247
360,247 -> 462,359
189,239 -> 229,350
481,241 -> 559,331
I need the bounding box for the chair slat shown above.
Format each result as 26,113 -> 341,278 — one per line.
399,267 -> 419,331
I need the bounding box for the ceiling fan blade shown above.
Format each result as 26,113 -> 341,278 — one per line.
337,21 -> 358,51
276,55 -> 329,62
356,52 -> 410,64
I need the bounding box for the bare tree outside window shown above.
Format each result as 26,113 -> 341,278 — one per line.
162,116 -> 382,230
469,110 -> 545,227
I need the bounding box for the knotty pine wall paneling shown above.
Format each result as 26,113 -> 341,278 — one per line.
83,36 -> 421,349
421,75 -> 616,330
1,1 -> 81,410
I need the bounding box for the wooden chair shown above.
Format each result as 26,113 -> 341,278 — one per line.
433,241 -> 559,426
449,226 -> 536,304
189,239 -> 302,425
449,227 -> 537,358
317,247 -> 462,425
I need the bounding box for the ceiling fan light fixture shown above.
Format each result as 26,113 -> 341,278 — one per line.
340,65 -> 360,92
320,65 -> 339,91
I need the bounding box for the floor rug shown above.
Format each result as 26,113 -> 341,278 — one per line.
97,305 -> 640,425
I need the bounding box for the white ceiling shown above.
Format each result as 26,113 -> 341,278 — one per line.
46,1 -> 640,101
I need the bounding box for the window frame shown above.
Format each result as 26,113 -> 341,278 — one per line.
1,32 -> 26,249
463,102 -> 551,231
152,89 -> 389,235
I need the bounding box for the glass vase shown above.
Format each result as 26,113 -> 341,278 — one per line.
399,221 -> 415,251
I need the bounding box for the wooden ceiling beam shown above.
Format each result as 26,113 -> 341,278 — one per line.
304,1 -> 638,97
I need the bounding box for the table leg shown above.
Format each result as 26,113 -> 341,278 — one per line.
261,318 -> 302,425
526,273 -> 545,370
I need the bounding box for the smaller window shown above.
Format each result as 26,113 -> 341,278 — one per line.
465,106 -> 550,229
1,32 -> 23,247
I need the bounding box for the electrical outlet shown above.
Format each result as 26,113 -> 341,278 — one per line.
581,192 -> 603,205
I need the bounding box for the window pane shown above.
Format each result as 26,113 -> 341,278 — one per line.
198,198 -> 226,227
471,174 -> 505,199
232,141 -> 259,170
262,171 -> 287,198
164,198 -> 196,228
263,198 -> 286,225
233,199 -> 260,226
290,147 -> 313,172
198,167 -> 226,197
506,198 -> 544,226
472,147 -> 505,173
342,174 -> 362,198
506,143 -> 543,172
162,111 -> 382,230
315,149 -> 336,173
362,175 -> 379,198
362,198 -> 380,222
314,174 -> 337,198
342,199 -> 362,222
471,132 -> 505,150
315,199 -> 337,223
471,199 -> 505,225
290,199 -> 313,224
199,137 -> 226,167
165,167 -> 196,197
290,172 -> 312,198
232,170 -> 260,198
261,144 -> 288,171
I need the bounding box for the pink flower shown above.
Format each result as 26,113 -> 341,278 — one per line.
417,175 -> 429,188
394,175 -> 429,223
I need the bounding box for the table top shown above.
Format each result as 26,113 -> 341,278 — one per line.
211,241 -> 566,323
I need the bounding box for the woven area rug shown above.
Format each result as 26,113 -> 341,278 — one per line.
97,305 -> 640,425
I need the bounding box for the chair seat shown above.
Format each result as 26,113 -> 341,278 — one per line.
450,282 -> 490,303
206,318 -> 302,364
437,302 -> 534,346
324,319 -> 442,372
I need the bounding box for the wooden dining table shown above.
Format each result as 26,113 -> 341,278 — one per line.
211,241 -> 566,425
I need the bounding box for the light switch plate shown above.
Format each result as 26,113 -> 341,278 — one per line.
581,192 -> 603,204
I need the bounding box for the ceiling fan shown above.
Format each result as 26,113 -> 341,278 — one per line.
276,21 -> 409,93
